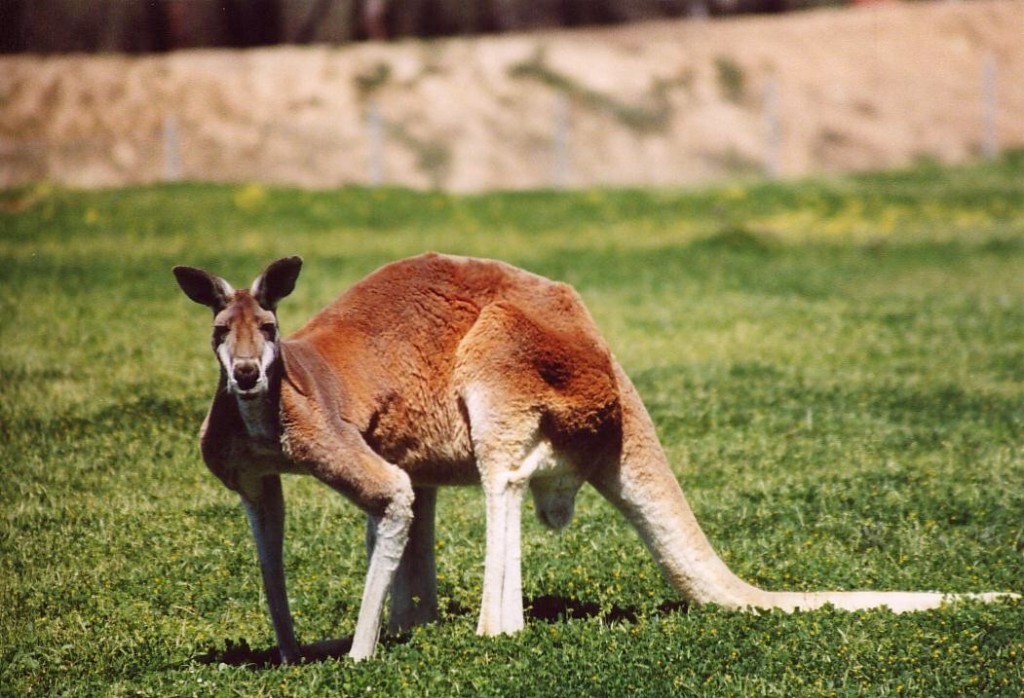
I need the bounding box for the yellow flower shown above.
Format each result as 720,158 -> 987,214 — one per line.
233,183 -> 267,212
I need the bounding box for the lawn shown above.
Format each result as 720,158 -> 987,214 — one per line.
2,154 -> 1023,696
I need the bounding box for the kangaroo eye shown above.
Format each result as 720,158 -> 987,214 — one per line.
260,323 -> 277,341
212,326 -> 229,345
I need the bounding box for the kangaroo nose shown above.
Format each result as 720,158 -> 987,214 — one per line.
233,361 -> 260,391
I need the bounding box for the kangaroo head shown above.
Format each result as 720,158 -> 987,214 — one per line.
174,257 -> 302,400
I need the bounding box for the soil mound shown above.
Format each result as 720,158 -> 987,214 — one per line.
1,0 -> 1021,191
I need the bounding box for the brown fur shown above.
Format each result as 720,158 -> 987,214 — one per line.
276,253 -> 621,490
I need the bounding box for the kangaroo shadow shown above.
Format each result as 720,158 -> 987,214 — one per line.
526,594 -> 689,625
195,635 -> 356,669
195,595 -> 690,668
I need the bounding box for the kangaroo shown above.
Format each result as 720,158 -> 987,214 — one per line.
174,252 -> 1016,662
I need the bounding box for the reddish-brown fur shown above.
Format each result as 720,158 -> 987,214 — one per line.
277,253 -> 621,494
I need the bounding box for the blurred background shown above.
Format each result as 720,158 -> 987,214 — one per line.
1,0 -> 1021,190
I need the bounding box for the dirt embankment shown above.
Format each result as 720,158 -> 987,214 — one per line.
1,0 -> 1022,191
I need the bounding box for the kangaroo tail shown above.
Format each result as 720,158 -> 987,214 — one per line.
588,363 -> 1019,613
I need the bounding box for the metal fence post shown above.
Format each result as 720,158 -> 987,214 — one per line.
163,116 -> 181,182
553,92 -> 571,188
367,99 -> 384,186
982,54 -> 998,159
763,76 -> 780,179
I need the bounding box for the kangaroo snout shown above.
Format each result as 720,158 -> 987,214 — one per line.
233,361 -> 261,392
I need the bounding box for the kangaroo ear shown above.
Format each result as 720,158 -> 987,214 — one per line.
252,256 -> 303,310
173,266 -> 234,312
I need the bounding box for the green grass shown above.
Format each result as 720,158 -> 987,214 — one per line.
3,152 -> 1024,696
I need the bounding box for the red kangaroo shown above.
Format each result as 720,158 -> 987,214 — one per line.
174,253 -> 1017,661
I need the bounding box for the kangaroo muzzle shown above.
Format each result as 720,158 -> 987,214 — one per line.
233,360 -> 261,393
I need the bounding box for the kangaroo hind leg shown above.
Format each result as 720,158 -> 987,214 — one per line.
456,300 -> 613,636
462,382 -> 556,637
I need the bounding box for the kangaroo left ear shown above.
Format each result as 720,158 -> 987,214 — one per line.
174,265 -> 234,313
252,256 -> 303,310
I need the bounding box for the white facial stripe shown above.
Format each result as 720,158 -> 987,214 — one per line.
259,339 -> 278,386
219,342 -> 250,395
216,341 -> 234,385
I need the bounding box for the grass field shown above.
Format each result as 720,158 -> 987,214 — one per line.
2,154 -> 1024,696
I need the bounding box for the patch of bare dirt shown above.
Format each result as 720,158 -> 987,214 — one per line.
1,0 -> 1021,191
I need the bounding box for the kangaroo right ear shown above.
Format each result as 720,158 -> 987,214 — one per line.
173,266 -> 235,312
252,256 -> 303,311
